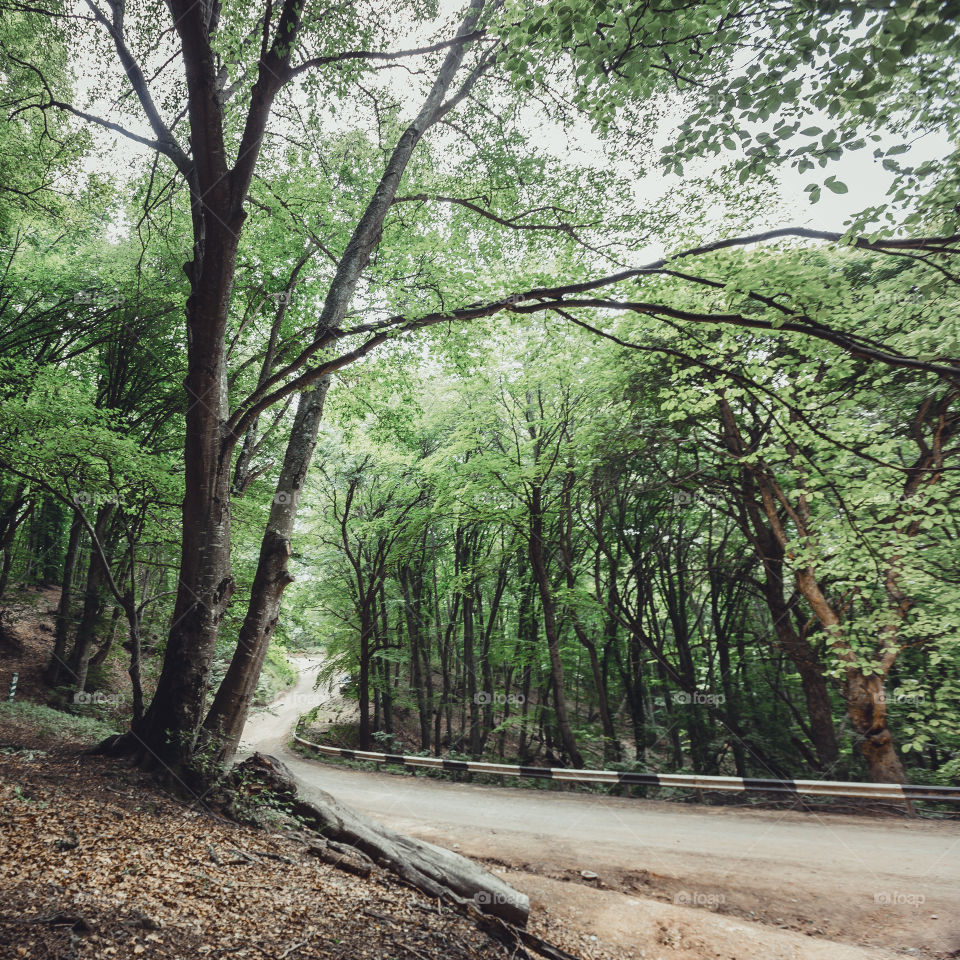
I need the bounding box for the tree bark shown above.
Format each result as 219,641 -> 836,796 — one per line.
233,752 -> 529,926
203,379 -> 330,764
400,561 -> 432,751
528,485 -> 583,768
46,515 -> 83,686
66,504 -> 115,694
190,1 -> 486,768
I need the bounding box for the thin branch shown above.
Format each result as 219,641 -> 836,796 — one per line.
286,32 -> 485,80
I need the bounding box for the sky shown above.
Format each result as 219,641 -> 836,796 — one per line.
72,1 -> 953,265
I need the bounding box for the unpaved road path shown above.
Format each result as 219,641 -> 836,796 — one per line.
242,659 -> 960,960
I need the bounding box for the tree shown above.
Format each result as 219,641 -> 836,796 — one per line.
5,0 -> 958,783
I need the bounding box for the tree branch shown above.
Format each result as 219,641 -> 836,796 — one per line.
286,32 -> 485,79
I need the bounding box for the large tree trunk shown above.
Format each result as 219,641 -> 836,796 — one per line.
132,222 -> 240,768
107,0 -> 486,773
743,492 -> 840,770
202,379 -> 330,765
194,4 -> 485,768
770,511 -> 907,783
722,398 -> 906,783
772,608 -> 839,770
108,0 -> 315,769
721,404 -> 842,773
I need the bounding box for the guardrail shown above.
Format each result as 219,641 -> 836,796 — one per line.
294,735 -> 960,803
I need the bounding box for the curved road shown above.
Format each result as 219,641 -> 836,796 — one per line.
242,658 -> 960,960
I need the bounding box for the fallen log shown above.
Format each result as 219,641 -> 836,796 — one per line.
231,752 -> 529,927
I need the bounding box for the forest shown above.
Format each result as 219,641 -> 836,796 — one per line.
1,0 -> 959,798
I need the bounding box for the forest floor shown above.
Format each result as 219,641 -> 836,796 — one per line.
0,593 -> 591,960
261,659 -> 960,960
0,731 -> 539,959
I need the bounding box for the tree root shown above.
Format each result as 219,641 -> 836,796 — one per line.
230,753 -> 531,928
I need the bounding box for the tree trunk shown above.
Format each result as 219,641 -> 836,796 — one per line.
66,504 -> 115,694
202,379 -> 330,765
46,515 -> 83,686
126,609 -> 145,722
845,672 -> 908,782
528,486 -> 583,768
132,282 -> 238,768
743,490 -> 840,770
234,753 -> 529,926
358,604 -> 373,749
400,562 -> 432,751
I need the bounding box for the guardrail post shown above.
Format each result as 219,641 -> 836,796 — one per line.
7,673 -> 17,702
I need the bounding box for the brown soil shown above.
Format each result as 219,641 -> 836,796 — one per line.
0,726 -> 574,960
0,586 -> 62,703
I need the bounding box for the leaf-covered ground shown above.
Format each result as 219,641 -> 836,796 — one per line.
0,741 -> 527,960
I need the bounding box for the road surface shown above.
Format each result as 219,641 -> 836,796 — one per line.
241,658 -> 960,960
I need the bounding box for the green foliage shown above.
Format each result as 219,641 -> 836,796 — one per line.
252,644 -> 298,707
1,0 -> 957,788
0,701 -> 119,745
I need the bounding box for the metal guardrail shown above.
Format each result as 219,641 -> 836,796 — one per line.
294,736 -> 960,803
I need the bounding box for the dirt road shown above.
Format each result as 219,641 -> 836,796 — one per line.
241,658 -> 960,960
